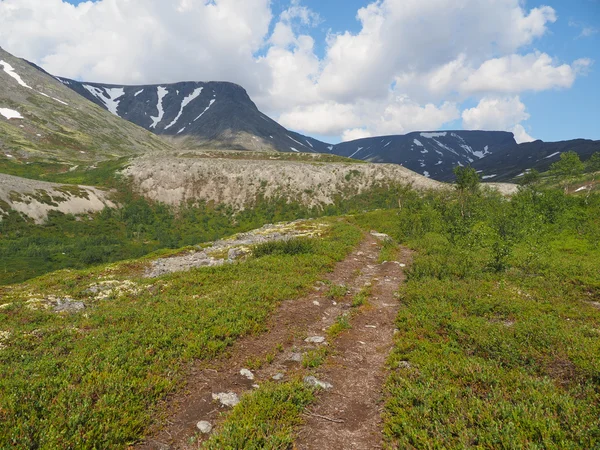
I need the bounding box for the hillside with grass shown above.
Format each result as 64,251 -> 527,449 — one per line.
0,47 -> 171,165
1,160 -> 599,448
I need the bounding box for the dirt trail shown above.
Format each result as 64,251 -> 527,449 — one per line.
137,232 -> 410,450
294,245 -> 412,449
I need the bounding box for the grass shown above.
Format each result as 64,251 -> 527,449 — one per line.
252,237 -> 315,258
352,285 -> 371,308
302,347 -> 329,369
0,219 -> 362,449
203,381 -> 314,450
349,186 -> 600,449
0,181 -> 412,286
327,314 -> 352,338
325,283 -> 348,299
378,236 -> 398,263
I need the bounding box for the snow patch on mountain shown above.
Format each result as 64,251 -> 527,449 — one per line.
134,89 -> 144,97
0,108 -> 23,119
349,147 -> 363,158
420,132 -> 447,138
0,60 -> 32,89
287,134 -> 308,149
433,139 -> 458,156
83,85 -> 124,116
545,151 -> 561,159
150,86 -> 168,128
193,99 -> 216,122
164,87 -> 203,130
413,139 -> 423,147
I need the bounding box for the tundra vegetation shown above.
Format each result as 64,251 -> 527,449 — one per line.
0,155 -> 599,449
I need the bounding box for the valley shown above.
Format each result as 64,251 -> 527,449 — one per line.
0,41 -> 599,450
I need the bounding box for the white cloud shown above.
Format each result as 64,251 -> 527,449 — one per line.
569,20 -> 599,38
0,0 -> 273,90
462,96 -> 534,143
342,128 -> 373,142
0,0 -> 591,142
461,53 -> 580,94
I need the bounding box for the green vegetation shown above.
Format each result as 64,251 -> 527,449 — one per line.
204,381 -> 314,449
550,151 -> 585,193
252,238 -> 315,258
0,220 -> 362,449
302,347 -> 329,369
378,236 -> 398,263
351,285 -> 371,308
325,283 -> 348,299
327,313 -> 351,338
178,149 -> 364,164
350,181 -> 600,448
0,181 -> 411,286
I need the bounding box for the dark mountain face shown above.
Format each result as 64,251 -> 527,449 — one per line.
56,77 -> 324,153
466,139 -> 600,182
326,131 -> 517,180
54,74 -> 598,183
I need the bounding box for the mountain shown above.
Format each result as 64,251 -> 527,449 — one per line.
55,77 -> 328,154
22,53 -> 597,182
467,138 -> 600,182
324,131 -> 517,180
0,47 -> 171,164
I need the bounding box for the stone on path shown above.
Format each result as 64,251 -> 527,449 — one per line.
305,336 -> 326,344
240,368 -> 254,380
304,376 -> 333,390
212,392 -> 240,407
196,421 -> 212,434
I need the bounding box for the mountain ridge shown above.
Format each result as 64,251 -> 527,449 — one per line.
7,47 -> 596,182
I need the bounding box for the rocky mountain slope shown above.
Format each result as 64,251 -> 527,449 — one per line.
56,76 -> 324,154
121,150 -> 445,210
0,172 -> 114,223
0,47 -> 171,165
467,138 -> 600,182
55,71 -> 599,182
326,131 -> 517,180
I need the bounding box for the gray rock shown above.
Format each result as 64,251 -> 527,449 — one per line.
305,336 -> 325,344
196,421 -> 212,434
240,368 -> 254,380
398,360 -> 411,369
288,352 -> 303,362
304,376 -> 333,389
53,298 -> 85,313
228,247 -> 245,260
212,392 -> 240,407
370,231 -> 390,240
273,373 -> 284,381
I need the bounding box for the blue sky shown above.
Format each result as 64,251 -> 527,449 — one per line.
2,0 -> 599,143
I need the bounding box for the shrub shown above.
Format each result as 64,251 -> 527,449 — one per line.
252,237 -> 315,258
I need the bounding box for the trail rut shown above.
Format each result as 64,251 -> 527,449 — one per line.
138,232 -> 411,449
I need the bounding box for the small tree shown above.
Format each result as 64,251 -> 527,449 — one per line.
550,151 -> 584,193
453,165 -> 480,218
519,169 -> 540,187
454,166 -> 480,193
584,152 -> 600,203
586,152 -> 600,173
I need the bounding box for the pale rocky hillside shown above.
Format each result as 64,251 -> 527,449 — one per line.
122,152 -> 445,209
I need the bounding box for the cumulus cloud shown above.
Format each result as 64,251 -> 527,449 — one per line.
342,128 -> 373,142
0,0 -> 273,90
0,0 -> 592,141
462,96 -> 534,143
